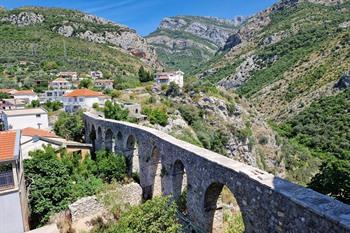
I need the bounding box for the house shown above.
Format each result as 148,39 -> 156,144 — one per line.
0,108 -> 49,130
155,71 -> 184,88
12,90 -> 38,103
40,89 -> 72,103
122,102 -> 146,120
90,71 -> 103,79
63,89 -> 109,112
0,130 -> 29,232
0,98 -> 26,110
49,78 -> 73,90
58,72 -> 78,81
21,127 -> 92,160
94,79 -> 114,90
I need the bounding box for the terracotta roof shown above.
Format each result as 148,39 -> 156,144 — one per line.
22,127 -> 58,138
64,89 -> 103,97
13,90 -> 36,95
0,131 -> 18,161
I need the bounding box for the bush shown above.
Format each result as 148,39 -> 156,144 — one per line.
143,107 -> 168,126
54,110 -> 84,142
165,82 -> 181,97
104,100 -> 129,121
95,150 -> 127,183
43,100 -> 63,112
101,196 -> 180,233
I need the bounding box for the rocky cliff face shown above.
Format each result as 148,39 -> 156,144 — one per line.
146,16 -> 244,73
0,8 -> 160,68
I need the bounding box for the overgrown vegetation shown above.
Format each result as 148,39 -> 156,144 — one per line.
25,146 -> 127,228
54,110 -> 85,142
279,89 -> 350,203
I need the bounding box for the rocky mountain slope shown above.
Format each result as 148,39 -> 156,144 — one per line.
146,16 -> 244,73
0,7 -> 159,90
192,0 -> 350,187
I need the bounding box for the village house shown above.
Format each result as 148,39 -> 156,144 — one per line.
0,108 -> 49,130
49,77 -> 73,90
90,71 -> 103,79
122,102 -> 146,121
63,89 -> 109,112
58,71 -> 78,81
20,127 -> 92,160
0,98 -> 26,110
94,79 -> 114,90
12,90 -> 38,103
155,70 -> 184,88
40,89 -> 72,103
0,130 -> 29,232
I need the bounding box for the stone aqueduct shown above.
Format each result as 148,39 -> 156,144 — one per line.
84,113 -> 350,233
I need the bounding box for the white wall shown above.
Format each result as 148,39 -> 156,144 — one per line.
63,97 -> 100,112
0,191 -> 24,233
21,137 -> 59,160
4,114 -> 49,130
13,95 -> 38,102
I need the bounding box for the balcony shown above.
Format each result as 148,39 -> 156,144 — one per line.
0,171 -> 15,192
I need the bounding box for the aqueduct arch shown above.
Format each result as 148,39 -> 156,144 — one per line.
84,113 -> 350,233
104,129 -> 114,152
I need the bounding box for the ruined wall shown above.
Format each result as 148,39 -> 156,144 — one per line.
84,113 -> 350,233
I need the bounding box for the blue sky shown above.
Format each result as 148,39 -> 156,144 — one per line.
0,0 -> 277,35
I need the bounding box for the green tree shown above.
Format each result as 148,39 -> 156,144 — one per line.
0,92 -> 10,100
138,66 -> 153,82
309,159 -> 350,204
43,100 -> 63,112
104,100 -> 129,121
79,78 -> 93,89
95,150 -> 127,183
165,82 -> 181,97
54,111 -> 84,142
28,99 -> 40,108
24,146 -> 73,227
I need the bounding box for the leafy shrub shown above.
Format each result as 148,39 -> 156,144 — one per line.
54,110 -> 84,142
43,100 -> 63,112
104,100 -> 129,121
95,150 -> 127,183
143,107 -> 168,126
165,82 -> 181,97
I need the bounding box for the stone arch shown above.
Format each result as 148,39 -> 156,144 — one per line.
124,135 -> 139,177
172,160 -> 187,201
203,182 -> 245,233
96,126 -> 103,150
105,129 -> 114,152
114,131 -> 124,153
89,124 -> 97,158
143,146 -> 162,200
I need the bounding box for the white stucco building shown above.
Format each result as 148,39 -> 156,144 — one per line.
90,71 -> 103,79
94,79 -> 114,90
63,89 -> 109,112
155,71 -> 184,88
0,130 -> 29,233
40,89 -> 72,103
12,90 -> 38,103
49,78 -> 73,90
0,108 -> 49,130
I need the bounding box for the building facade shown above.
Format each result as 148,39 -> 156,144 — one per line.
40,90 -> 72,103
1,108 -> 49,130
0,130 -> 29,233
94,80 -> 114,90
49,78 -> 73,90
12,90 -> 38,103
63,89 -> 108,112
155,71 -> 184,88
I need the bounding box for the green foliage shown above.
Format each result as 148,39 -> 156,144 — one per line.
113,76 -> 141,90
43,100 -> 63,112
27,99 -> 40,108
224,211 -> 245,233
309,158 -> 350,204
280,89 -> 350,160
95,150 -> 127,183
143,107 -> 168,126
0,92 -> 10,100
138,66 -> 153,82
98,196 -> 180,233
54,110 -> 84,142
25,146 -> 128,228
104,100 -> 129,121
165,82 -> 181,97
79,78 -> 93,89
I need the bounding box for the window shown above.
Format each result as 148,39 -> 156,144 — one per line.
36,114 -> 41,118
79,98 -> 84,102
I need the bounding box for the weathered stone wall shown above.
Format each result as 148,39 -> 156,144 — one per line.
69,196 -> 104,222
84,113 -> 350,233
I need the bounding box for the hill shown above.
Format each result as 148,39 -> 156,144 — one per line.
146,16 -> 244,73
0,7 -> 159,90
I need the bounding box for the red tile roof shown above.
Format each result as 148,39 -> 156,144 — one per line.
13,90 -> 36,95
22,127 -> 58,138
0,131 -> 17,161
0,89 -> 16,94
64,89 -> 103,97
